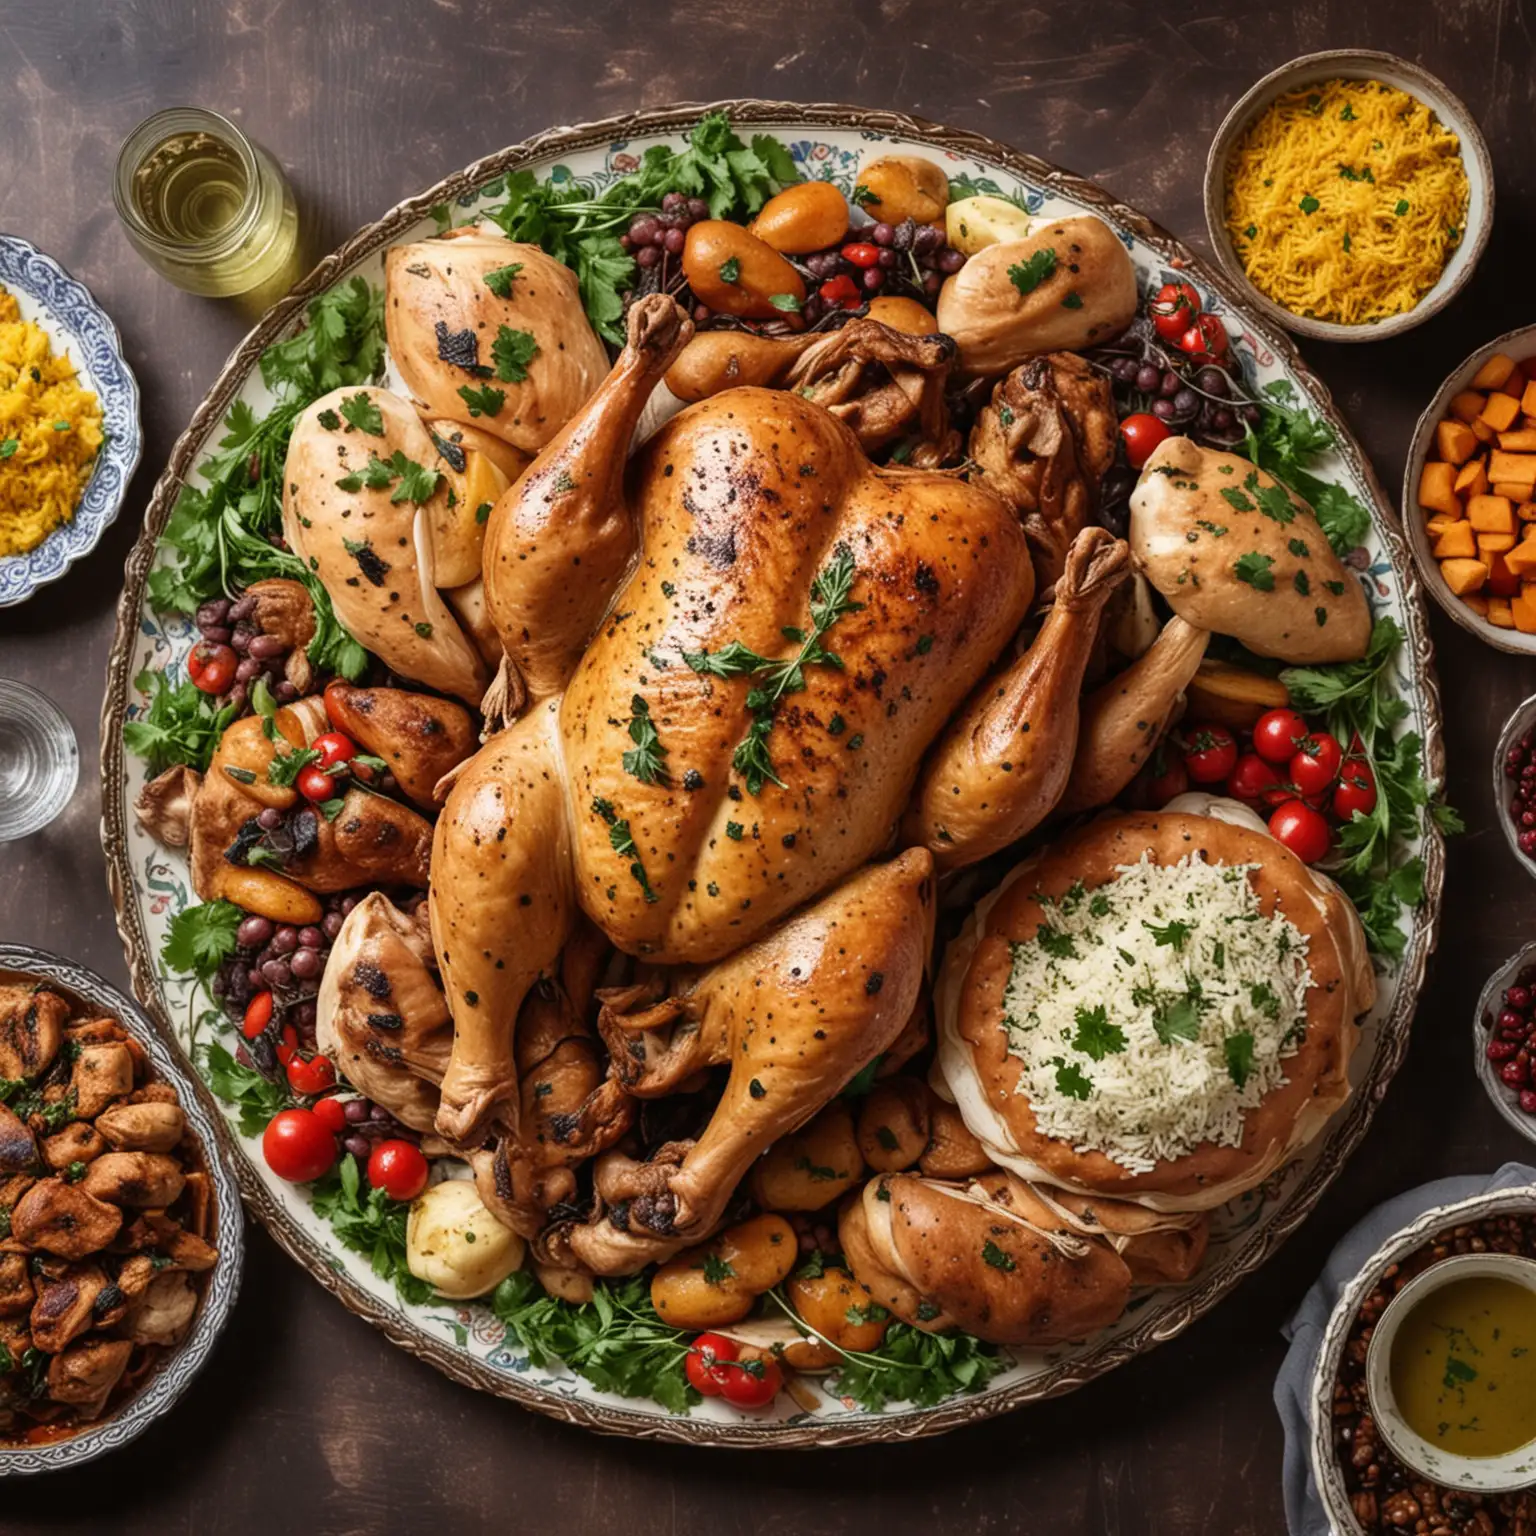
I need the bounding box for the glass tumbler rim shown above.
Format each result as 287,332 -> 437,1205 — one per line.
0,678 -> 79,843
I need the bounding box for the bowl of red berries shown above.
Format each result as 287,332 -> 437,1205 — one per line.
1495,691 -> 1536,871
1475,942 -> 1536,1145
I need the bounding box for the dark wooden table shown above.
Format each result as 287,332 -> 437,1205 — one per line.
3,2 -> 1533,1530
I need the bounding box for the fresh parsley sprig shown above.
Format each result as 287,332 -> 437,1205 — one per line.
311,1153 -> 435,1306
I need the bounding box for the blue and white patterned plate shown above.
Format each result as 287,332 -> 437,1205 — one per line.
101,103 -> 1444,1447
0,235 -> 141,607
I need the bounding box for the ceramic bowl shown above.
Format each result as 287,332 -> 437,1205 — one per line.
0,235 -> 142,607
1310,1186 -> 1536,1532
1203,50 -> 1493,343
0,946 -> 244,1476
1474,940 -> 1536,1151
1365,1250 -> 1536,1491
1403,324 -> 1536,654
1491,693 -> 1536,874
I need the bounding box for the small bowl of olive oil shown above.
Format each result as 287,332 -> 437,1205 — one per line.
1366,1251 -> 1536,1492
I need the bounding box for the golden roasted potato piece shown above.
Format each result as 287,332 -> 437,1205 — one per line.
649,1214 -> 797,1331
855,1078 -> 930,1173
748,1101 -> 863,1213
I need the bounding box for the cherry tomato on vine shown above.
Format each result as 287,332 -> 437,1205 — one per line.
262,1107 -> 337,1183
1252,708 -> 1310,765
1120,412 -> 1172,470
285,1052 -> 337,1097
312,731 -> 357,769
1227,751 -> 1284,808
1143,745 -> 1189,807
1289,732 -> 1344,799
685,1332 -> 740,1397
719,1352 -> 784,1409
1268,799 -> 1331,864
1181,724 -> 1238,784
1151,280 -> 1201,342
367,1140 -> 429,1202
1333,759 -> 1379,821
311,1095 -> 349,1136
1179,313 -> 1229,364
241,990 -> 274,1040
188,642 -> 238,696
297,764 -> 336,802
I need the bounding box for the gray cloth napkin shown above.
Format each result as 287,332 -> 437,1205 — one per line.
1273,1161 -> 1536,1534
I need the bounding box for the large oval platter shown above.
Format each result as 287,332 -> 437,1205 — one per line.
100,100 -> 1445,1447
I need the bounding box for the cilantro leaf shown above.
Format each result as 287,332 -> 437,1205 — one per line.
456,382 -> 506,419
825,1321 -> 1004,1412
198,1040 -> 289,1138
1152,994 -> 1201,1045
338,391 -> 384,436
1234,551 -> 1276,591
491,325 -> 540,383
1053,1059 -> 1093,1100
1071,1004 -> 1126,1061
161,900 -> 243,984
124,668 -> 239,774
1007,248 -> 1056,296
311,1154 -> 436,1305
1224,1030 -> 1256,1088
482,262 -> 524,298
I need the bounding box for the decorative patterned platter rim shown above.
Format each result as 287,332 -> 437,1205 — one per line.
0,234 -> 142,608
0,946 -> 245,1476
98,99 -> 1445,1448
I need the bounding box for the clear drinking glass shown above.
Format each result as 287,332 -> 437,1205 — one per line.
0,680 -> 79,841
112,107 -> 302,301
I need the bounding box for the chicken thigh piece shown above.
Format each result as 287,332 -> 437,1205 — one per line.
540,849 -> 935,1276
429,700 -> 577,1147
902,527 -> 1129,870
482,295 -> 693,711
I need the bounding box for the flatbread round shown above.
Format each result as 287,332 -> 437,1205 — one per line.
934,811 -> 1373,1210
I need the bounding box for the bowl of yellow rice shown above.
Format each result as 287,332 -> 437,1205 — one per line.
0,234 -> 140,605
1203,51 -> 1492,343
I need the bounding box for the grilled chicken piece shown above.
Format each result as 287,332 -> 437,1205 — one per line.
1130,436 -> 1370,664
1055,615 -> 1211,817
430,700 -> 576,1147
69,1042 -> 134,1120
318,685 -> 477,808
287,786 -> 435,892
542,850 -> 935,1275
138,1213 -> 218,1273
0,986 -> 67,1080
903,528 -> 1129,869
0,1252 -> 32,1317
94,1102 -> 185,1154
11,1181 -> 122,1260
80,1153 -> 185,1209
317,892 -> 452,1134
40,1121 -> 106,1171
969,352 -> 1119,592
47,1338 -> 133,1418
482,293 -> 693,709
385,229 -> 610,456
29,1264 -> 108,1354
121,1271 -> 198,1347
282,386 -> 490,705
0,1102 -> 37,1176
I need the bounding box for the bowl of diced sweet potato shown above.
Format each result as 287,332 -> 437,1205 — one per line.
1407,325 -> 1536,652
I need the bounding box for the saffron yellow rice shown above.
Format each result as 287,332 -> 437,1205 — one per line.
0,283 -> 104,558
1224,78 -> 1469,326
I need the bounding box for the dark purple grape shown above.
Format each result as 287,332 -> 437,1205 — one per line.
256,806 -> 283,831
228,594 -> 257,622
663,227 -> 685,256
635,245 -> 659,269
270,926 -> 299,955
298,926 -> 324,949
802,297 -> 824,325
1240,403 -> 1261,426
379,773 -> 398,794
876,249 -> 896,270
1135,364 -> 1161,392
1152,399 -> 1177,421
862,268 -> 884,293
340,894 -> 359,915
1159,372 -> 1181,399
225,682 -> 247,712
237,915 -> 273,949
1172,388 -> 1198,416
322,912 -> 344,940
247,968 -> 264,991
1113,358 -> 1140,384
293,1000 -> 318,1030
1196,366 -> 1229,398
199,625 -> 232,645
344,1099 -> 370,1126
247,633 -> 285,661
868,222 -> 892,246
235,656 -> 262,684
343,1134 -> 371,1160
230,624 -> 254,655
913,224 -> 943,255
261,958 -> 292,989
662,191 -> 685,212
629,214 -> 658,245
922,272 -> 942,296
272,681 -> 298,704
1212,408 -> 1235,432
196,598 -> 231,630
290,948 -> 322,981
686,198 -> 708,223
937,248 -> 965,275
369,1103 -> 391,1123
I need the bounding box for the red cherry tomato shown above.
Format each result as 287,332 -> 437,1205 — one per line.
1333,759 -> 1379,821
311,1095 -> 348,1135
1268,799 -> 1331,864
1120,412 -> 1172,470
275,1023 -> 299,1066
1151,280 -> 1201,342
1178,313 -> 1229,364
1227,751 -> 1284,808
241,990 -> 274,1040
839,242 -> 881,269
285,1052 -> 337,1097
1289,732 -> 1343,799
1143,747 -> 1189,808
262,1108 -> 337,1183
296,764 -> 336,802
718,1352 -> 784,1409
1181,724 -> 1238,784
366,1139 -> 430,1203
818,273 -> 862,309
188,642 -> 238,696
1251,708 -> 1309,765
312,731 -> 357,769
684,1332 -> 740,1397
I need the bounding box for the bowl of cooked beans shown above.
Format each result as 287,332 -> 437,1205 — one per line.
1203,50 -> 1492,343
0,946 -> 243,1475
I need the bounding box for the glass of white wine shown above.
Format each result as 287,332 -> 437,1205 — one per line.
0,680 -> 79,842
113,107 -> 302,301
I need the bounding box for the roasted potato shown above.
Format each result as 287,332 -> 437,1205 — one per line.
748,1100 -> 863,1212
857,155 -> 949,226
649,1214 -> 797,1331
783,1265 -> 890,1367
945,194 -> 1035,256
750,180 -> 850,254
406,1178 -> 525,1299
855,1079 -> 929,1173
